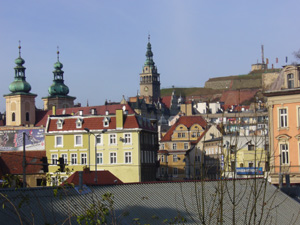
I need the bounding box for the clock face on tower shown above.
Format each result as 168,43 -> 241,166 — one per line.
144,86 -> 148,92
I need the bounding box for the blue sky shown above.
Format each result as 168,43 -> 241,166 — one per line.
0,0 -> 300,111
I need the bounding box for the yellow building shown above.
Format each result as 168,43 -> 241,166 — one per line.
158,115 -> 207,180
222,135 -> 268,178
45,107 -> 158,185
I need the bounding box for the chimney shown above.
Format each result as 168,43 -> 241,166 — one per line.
52,105 -> 56,115
116,109 -> 123,129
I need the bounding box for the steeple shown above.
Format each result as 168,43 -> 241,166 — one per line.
8,41 -> 32,94
42,47 -> 76,110
139,36 -> 161,103
144,35 -> 155,67
48,47 -> 70,97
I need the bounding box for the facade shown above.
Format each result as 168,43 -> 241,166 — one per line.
45,106 -> 158,184
158,115 -> 207,180
222,135 -> 268,179
265,64 -> 300,185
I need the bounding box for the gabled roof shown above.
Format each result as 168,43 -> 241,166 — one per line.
0,179 -> 300,224
161,96 -> 171,108
35,104 -> 135,127
0,150 -> 45,177
161,116 -> 207,142
64,169 -> 123,186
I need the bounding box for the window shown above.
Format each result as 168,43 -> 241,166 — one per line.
12,112 -> 15,122
26,112 -> 29,122
55,136 -> 63,147
172,143 -> 177,150
75,135 -> 82,146
124,133 -> 131,144
96,135 -> 102,145
248,145 -> 254,151
110,152 -> 117,164
279,108 -> 287,128
173,168 -> 178,177
71,153 -> 77,165
103,117 -> 110,127
81,153 -> 87,165
57,119 -> 63,129
51,154 -> 58,165
109,134 -> 117,145
76,118 -> 82,128
51,177 -> 58,186
161,155 -> 164,162
287,73 -> 294,89
182,133 -> 186,138
125,152 -> 132,163
161,144 -> 165,150
184,143 -> 188,150
173,154 -> 178,162
249,162 -> 254,168
97,153 -> 103,164
192,132 -> 196,137
280,144 -> 289,164
161,167 -> 165,176
61,153 -> 68,164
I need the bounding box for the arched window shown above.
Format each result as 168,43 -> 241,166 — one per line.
12,112 -> 15,122
287,73 -> 294,89
26,112 -> 30,122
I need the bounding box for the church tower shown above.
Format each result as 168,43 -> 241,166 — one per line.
42,48 -> 76,110
139,36 -> 161,102
4,43 -> 37,126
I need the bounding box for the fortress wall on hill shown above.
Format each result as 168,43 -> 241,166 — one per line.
204,80 -> 232,89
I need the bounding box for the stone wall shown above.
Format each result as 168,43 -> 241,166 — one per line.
262,71 -> 280,91
204,80 -> 232,90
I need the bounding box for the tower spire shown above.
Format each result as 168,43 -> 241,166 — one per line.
18,40 -> 21,57
145,35 -> 154,66
57,46 -> 60,62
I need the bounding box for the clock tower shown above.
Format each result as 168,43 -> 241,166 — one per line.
139,36 -> 160,102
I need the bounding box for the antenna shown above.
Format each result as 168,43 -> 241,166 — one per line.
261,45 -> 265,64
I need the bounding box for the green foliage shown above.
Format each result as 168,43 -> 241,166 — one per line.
76,192 -> 115,225
1,174 -> 22,188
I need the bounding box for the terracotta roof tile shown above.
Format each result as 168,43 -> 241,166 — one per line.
0,150 -> 45,177
161,96 -> 171,109
64,169 -> 123,185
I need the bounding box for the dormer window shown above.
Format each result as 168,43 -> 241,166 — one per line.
287,73 -> 294,89
103,117 -> 110,127
57,119 -> 64,129
76,118 -> 83,128
91,108 -> 97,115
79,110 -> 83,116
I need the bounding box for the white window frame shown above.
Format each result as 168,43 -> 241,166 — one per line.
61,153 -> 68,164
172,143 -> 177,150
161,155 -> 164,162
278,108 -> 288,128
71,153 -> 77,165
125,151 -> 132,164
76,118 -> 82,128
280,143 -> 289,165
74,135 -> 83,147
184,143 -> 188,150
110,152 -> 117,164
51,154 -> 58,165
81,153 -> 87,165
96,152 -> 103,164
109,134 -> 117,145
57,119 -> 63,129
55,136 -> 63,147
103,117 -> 110,127
124,133 -> 132,144
161,144 -> 165,150
96,134 -> 102,145
51,177 -> 58,186
173,154 -> 178,162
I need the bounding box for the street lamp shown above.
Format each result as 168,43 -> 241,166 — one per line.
84,128 -> 106,183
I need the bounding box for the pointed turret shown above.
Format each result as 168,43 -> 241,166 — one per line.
139,35 -> 161,103
42,48 -> 76,110
4,42 -> 37,126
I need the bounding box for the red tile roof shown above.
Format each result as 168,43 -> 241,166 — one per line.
0,150 -> 46,177
161,96 -> 171,109
161,116 -> 207,142
64,169 -> 123,185
220,89 -> 258,105
47,114 -> 156,132
35,104 -> 135,127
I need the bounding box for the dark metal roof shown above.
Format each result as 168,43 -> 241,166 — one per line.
0,179 -> 300,224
